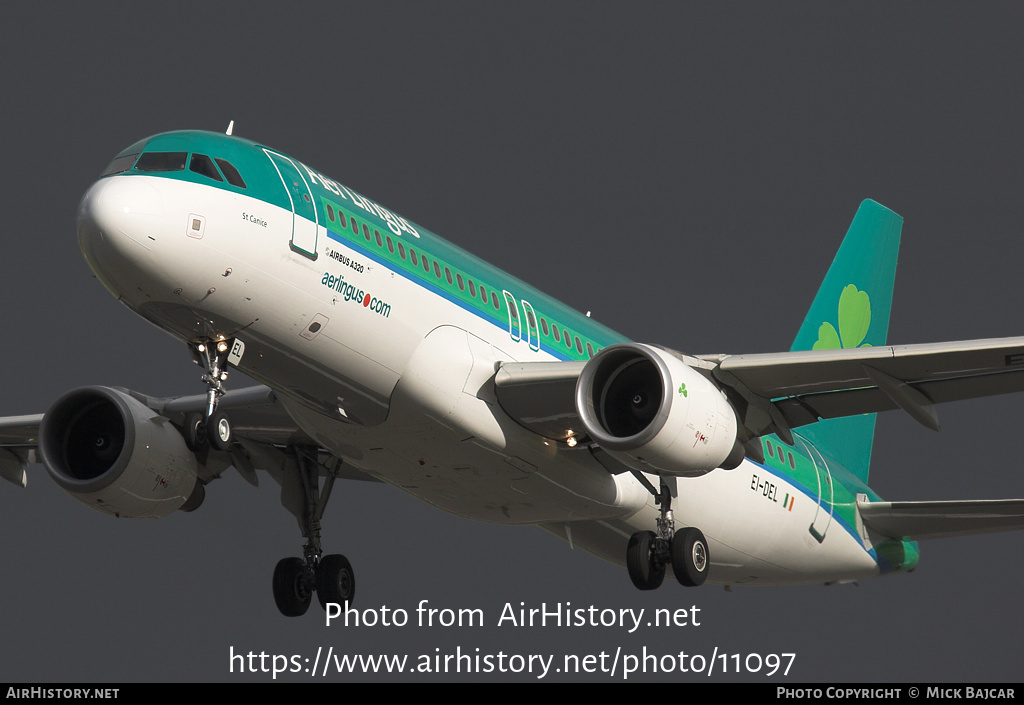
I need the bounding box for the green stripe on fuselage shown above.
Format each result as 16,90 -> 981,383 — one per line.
321,197 -> 610,360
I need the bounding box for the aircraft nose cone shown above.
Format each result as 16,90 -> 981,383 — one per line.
77,176 -> 164,287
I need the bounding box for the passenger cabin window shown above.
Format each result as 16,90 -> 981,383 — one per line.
189,154 -> 223,182
215,158 -> 246,188
100,153 -> 139,176
135,152 -> 187,172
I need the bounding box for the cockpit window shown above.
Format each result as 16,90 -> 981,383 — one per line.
135,152 -> 187,172
100,153 -> 139,177
215,158 -> 246,188
189,154 -> 223,182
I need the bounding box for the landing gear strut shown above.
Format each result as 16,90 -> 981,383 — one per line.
625,474 -> 709,590
271,448 -> 355,617
188,337 -> 235,422
184,338 -> 239,454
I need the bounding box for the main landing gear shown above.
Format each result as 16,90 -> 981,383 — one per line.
272,448 -> 355,617
626,477 -> 709,590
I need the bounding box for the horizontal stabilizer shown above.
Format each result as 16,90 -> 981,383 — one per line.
858,498 -> 1024,540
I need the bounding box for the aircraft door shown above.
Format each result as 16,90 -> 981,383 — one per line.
264,150 -> 318,258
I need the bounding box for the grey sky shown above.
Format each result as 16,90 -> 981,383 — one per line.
0,3 -> 1022,681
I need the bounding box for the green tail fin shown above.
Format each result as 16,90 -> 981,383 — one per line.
790,200 -> 903,484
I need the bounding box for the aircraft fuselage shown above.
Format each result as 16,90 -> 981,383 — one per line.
76,130 -> 915,588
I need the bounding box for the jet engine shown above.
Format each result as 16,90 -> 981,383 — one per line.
575,343 -> 742,476
39,386 -> 199,518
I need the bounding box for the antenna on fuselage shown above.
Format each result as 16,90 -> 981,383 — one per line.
225,120 -> 235,136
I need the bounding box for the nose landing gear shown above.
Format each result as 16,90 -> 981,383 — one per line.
184,338 -> 238,453
188,337 -> 235,422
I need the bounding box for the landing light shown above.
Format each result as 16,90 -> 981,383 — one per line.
196,344 -> 206,353
216,341 -> 229,353
566,429 -> 577,448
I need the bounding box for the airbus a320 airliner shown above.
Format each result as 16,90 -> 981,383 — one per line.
2,127 -> 1023,617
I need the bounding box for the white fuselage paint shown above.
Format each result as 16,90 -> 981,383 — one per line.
78,174 -> 881,586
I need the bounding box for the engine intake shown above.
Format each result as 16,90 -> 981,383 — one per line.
576,344 -> 741,476
39,387 -> 198,518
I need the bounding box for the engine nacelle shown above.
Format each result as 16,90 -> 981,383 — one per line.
39,386 -> 198,518
575,343 -> 741,476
